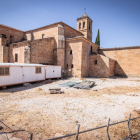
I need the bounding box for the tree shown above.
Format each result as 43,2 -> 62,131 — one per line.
95,29 -> 100,47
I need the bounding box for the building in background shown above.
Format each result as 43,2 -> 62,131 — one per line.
0,13 -> 140,78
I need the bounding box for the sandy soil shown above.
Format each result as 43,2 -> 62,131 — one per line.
0,77 -> 140,140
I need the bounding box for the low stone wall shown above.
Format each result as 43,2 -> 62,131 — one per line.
99,46 -> 140,77
89,54 -> 116,78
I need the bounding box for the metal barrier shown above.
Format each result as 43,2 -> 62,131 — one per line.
0,114 -> 140,140
0,120 -> 33,140
46,114 -> 140,140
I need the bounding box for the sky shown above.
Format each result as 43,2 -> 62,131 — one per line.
0,0 -> 140,48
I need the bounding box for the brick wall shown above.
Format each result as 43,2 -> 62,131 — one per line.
0,25 -> 25,44
31,37 -> 55,64
99,47 -> 140,76
65,39 -> 82,77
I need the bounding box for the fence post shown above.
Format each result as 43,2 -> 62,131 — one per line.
128,114 -> 132,139
30,133 -> 33,140
76,124 -> 80,140
107,118 -> 110,140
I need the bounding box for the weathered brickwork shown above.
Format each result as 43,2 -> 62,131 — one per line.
0,24 -> 25,44
3,46 -> 9,63
89,55 -> 115,77
81,39 -> 99,77
65,39 -> 82,77
10,42 -> 29,63
99,47 -> 140,77
32,37 -> 55,64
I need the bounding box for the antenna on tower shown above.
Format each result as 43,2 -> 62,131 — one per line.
84,8 -> 86,15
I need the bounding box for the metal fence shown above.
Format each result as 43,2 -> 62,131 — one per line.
46,114 -> 140,140
0,114 -> 140,140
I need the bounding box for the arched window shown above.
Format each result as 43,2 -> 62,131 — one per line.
83,22 -> 85,28
10,35 -> 13,43
79,23 -> 81,29
89,23 -> 90,30
90,46 -> 92,53
70,50 -> 72,55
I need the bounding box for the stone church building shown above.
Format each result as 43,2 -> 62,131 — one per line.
0,13 -> 140,78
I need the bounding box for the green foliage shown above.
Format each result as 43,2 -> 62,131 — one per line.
95,29 -> 100,48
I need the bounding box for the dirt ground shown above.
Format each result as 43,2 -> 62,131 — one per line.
1,77 -> 140,140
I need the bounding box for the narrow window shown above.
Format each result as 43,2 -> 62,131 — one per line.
42,34 -> 45,38
95,60 -> 97,65
70,50 -> 72,55
83,22 -> 85,28
90,46 -> 92,53
79,23 -> 81,29
67,64 -> 68,68
10,35 -> 13,43
89,23 -> 90,30
15,54 -> 18,62
0,67 -> 9,75
71,64 -> 73,68
36,67 -> 42,74
0,67 -> 4,75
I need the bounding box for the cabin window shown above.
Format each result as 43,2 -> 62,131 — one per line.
83,22 -> 85,28
89,23 -> 90,30
71,64 -> 73,68
95,60 -> 97,65
10,35 -> 13,43
36,67 -> 41,74
79,23 -> 81,29
42,34 -> 45,38
90,46 -> 92,53
70,50 -> 72,55
0,67 -> 10,76
15,54 -> 18,62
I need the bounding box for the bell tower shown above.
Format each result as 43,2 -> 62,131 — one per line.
77,13 -> 93,41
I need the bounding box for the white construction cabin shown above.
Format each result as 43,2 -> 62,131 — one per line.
0,63 -> 61,87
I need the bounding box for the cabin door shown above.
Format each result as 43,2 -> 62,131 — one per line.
23,67 -> 29,82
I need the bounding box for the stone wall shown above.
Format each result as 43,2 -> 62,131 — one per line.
57,24 -> 65,69
0,37 -> 3,63
31,37 -> 55,64
65,39 -> 82,77
24,46 -> 31,63
26,24 -> 58,49
89,55 -> 110,77
3,46 -> 9,63
81,39 -> 99,77
109,59 -> 116,77
99,47 -> 140,76
10,42 -> 29,63
0,25 -> 25,44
